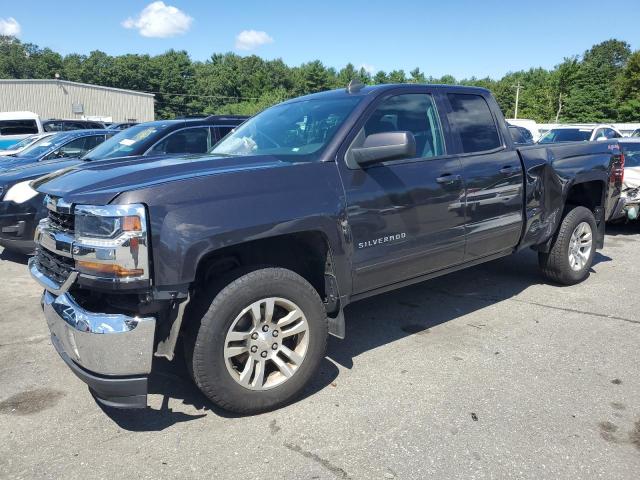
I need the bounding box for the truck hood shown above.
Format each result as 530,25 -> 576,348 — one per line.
36,154 -> 291,205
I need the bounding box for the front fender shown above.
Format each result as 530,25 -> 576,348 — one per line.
116,162 -> 352,294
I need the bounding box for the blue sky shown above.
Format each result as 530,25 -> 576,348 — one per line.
1,0 -> 639,79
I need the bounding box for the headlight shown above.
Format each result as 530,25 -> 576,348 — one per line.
3,180 -> 39,203
73,204 -> 149,281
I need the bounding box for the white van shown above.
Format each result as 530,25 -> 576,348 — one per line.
0,111 -> 44,151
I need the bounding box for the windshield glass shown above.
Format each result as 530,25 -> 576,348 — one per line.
623,146 -> 640,168
538,128 -> 592,143
15,133 -> 69,158
82,124 -> 161,160
210,97 -> 362,160
0,134 -> 38,151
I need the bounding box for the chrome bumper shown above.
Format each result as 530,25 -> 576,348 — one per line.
42,290 -> 156,376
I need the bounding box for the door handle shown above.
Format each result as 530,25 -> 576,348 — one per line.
499,165 -> 522,175
436,174 -> 462,185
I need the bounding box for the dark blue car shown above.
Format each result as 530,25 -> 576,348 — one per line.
0,116 -> 247,253
0,130 -> 114,172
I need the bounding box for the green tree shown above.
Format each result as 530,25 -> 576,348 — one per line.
563,39 -> 631,122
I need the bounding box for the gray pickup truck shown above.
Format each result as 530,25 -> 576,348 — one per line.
29,83 -> 623,414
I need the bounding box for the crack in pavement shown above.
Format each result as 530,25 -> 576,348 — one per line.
429,289 -> 640,326
283,442 -> 350,479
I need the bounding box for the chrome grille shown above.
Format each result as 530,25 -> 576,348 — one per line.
33,247 -> 74,285
48,210 -> 75,234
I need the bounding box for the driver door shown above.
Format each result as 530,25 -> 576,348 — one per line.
338,89 -> 466,294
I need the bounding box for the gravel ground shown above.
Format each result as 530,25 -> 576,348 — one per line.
0,223 -> 639,480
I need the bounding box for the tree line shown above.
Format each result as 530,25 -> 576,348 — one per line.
1,36 -> 639,122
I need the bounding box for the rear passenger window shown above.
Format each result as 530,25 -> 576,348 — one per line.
447,94 -> 501,153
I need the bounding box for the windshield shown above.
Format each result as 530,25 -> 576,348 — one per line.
623,146 -> 640,168
82,124 -> 162,160
15,133 -> 69,158
0,134 -> 38,151
210,97 -> 362,160
538,128 -> 592,144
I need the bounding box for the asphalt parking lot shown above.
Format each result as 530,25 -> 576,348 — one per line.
0,224 -> 639,480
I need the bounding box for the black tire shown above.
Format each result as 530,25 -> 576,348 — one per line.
538,206 -> 597,285
184,267 -> 328,414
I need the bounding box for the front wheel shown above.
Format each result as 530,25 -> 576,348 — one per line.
538,206 -> 597,285
185,267 -> 328,414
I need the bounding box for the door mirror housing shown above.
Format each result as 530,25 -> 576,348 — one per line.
351,131 -> 416,167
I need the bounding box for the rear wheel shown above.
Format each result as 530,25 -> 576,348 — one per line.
538,206 -> 597,285
185,267 -> 328,414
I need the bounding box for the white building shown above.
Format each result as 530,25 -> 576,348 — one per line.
0,79 -> 154,123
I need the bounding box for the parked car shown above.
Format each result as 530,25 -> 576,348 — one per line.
29,84 -> 623,414
107,122 -> 139,131
611,138 -> 640,221
0,130 -> 114,172
630,128 -> 640,138
538,124 -> 623,143
0,111 -> 44,150
0,117 -> 247,254
80,115 -> 248,161
507,123 -> 534,144
505,118 -> 539,141
0,132 -> 54,156
42,119 -> 106,132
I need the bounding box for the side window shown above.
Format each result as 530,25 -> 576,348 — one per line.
43,121 -> 64,132
83,135 -> 105,152
447,93 -> 501,153
215,126 -> 235,142
604,128 -> 620,139
53,137 -> 87,158
149,128 -> 211,155
358,93 -> 445,159
66,121 -> 88,130
593,129 -> 606,140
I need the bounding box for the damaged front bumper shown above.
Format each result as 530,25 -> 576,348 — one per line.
33,260 -> 156,408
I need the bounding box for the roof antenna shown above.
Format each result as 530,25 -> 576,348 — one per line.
346,79 -> 364,94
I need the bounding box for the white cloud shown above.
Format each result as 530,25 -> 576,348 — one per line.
235,30 -> 274,51
0,17 -> 21,36
358,64 -> 375,75
122,1 -> 192,38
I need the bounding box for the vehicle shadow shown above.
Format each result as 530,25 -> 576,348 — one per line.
605,220 -> 640,237
0,248 -> 29,265
326,249 -> 546,370
101,345 -> 340,431
100,248 -> 586,430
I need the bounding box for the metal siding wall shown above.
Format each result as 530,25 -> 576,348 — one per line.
0,81 -> 154,122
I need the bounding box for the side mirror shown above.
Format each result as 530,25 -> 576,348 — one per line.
351,131 -> 416,167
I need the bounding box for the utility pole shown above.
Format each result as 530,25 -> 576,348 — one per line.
514,81 -> 522,119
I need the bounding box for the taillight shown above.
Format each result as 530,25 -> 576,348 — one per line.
618,152 -> 625,183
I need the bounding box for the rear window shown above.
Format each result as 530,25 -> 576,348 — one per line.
0,119 -> 38,136
622,146 -> 640,168
447,94 -> 501,153
538,128 -> 592,144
